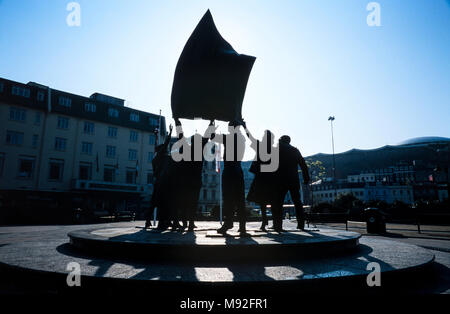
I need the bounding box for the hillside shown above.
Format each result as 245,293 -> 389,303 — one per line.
305,141 -> 449,179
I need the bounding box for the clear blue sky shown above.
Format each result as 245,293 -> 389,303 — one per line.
0,0 -> 449,158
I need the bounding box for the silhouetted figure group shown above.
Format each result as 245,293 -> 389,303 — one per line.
144,125 -> 173,230
246,129 -> 276,231
145,119 -> 310,235
271,135 -> 310,231
245,127 -> 310,232
212,121 -> 248,235
172,118 -> 212,231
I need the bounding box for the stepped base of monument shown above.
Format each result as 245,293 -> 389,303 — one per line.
68,224 -> 361,262
0,221 -> 435,295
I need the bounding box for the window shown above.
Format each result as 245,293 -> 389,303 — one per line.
130,130 -> 138,142
79,162 -> 92,180
128,149 -> 137,161
0,82 -> 3,93
130,113 -> 139,122
83,121 -> 95,134
211,190 -> 215,201
203,189 -> 207,200
0,153 -> 4,176
32,134 -> 39,148
48,159 -> 64,181
57,116 -> 69,129
149,118 -> 158,128
17,156 -> 35,179
58,96 -> 72,107
84,102 -> 96,112
107,127 -> 117,138
126,168 -> 136,184
54,137 -> 67,151
34,112 -> 41,125
108,108 -> 119,118
12,86 -> 30,98
6,130 -> 24,145
149,135 -> 156,145
37,91 -> 45,102
9,107 -> 26,121
81,142 -> 93,155
148,152 -> 154,163
147,172 -> 153,184
106,145 -> 116,158
104,166 -> 115,182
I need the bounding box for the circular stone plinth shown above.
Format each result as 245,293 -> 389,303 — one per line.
68,223 -> 361,261
0,224 -> 434,290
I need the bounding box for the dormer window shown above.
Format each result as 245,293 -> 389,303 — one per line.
130,113 -> 139,122
58,96 -> 72,107
12,86 -> 30,98
85,102 -> 96,112
37,91 -> 45,101
149,117 -> 158,128
108,107 -> 119,118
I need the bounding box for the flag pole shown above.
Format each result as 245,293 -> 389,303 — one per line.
158,109 -> 162,144
218,144 -> 223,225
153,109 -> 162,227
219,166 -> 222,225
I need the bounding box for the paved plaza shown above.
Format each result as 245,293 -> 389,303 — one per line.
0,220 -> 447,295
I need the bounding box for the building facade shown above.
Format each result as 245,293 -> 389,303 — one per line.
198,160 -> 220,214
0,77 -> 166,223
311,181 -> 414,205
312,162 -> 418,206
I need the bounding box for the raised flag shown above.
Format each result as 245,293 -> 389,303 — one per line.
171,10 -> 256,122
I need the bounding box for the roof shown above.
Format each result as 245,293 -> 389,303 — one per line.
0,76 -> 166,134
397,137 -> 450,146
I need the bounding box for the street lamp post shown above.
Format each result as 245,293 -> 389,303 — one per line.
311,170 -> 316,206
328,116 -> 337,201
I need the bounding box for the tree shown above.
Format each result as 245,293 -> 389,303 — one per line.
334,193 -> 358,212
306,160 -> 327,182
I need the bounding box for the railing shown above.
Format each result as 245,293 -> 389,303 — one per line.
71,179 -> 149,193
